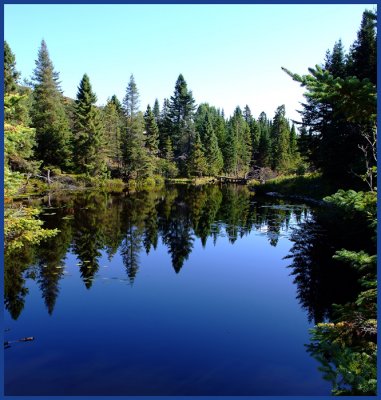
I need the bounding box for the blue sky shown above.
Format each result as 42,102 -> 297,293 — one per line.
4,4 -> 376,122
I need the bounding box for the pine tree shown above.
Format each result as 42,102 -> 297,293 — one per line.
4,41 -> 20,94
144,104 -> 159,156
187,132 -> 207,177
122,75 -> 152,179
31,40 -> 72,170
73,74 -> 106,176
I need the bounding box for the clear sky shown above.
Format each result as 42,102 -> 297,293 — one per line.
4,4 -> 376,122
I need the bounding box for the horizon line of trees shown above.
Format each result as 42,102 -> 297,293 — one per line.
5,39 -> 306,187
5,8 -> 376,190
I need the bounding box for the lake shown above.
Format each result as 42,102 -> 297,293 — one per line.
4,184 -> 358,395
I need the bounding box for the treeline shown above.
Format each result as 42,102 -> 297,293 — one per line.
4,40 -> 303,191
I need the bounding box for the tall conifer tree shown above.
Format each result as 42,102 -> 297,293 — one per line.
169,74 -> 196,156
4,41 -> 20,94
122,75 -> 152,179
73,74 -> 106,176
31,40 -> 72,170
144,104 -> 159,156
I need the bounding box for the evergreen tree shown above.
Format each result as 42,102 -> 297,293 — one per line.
110,94 -> 123,115
31,40 -> 72,170
4,41 -> 20,94
187,132 -> 207,177
202,113 -> 223,175
243,104 -> 253,124
153,98 -> 161,124
73,74 -> 106,176
169,74 -> 196,156
289,123 -> 298,156
158,98 -> 172,156
225,107 -> 252,176
144,104 -> 159,156
325,39 -> 347,78
270,105 -> 291,171
163,136 -> 174,161
348,9 -> 377,84
122,75 -> 152,179
102,96 -> 123,172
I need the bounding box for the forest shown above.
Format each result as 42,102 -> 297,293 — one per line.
3,8 -> 377,396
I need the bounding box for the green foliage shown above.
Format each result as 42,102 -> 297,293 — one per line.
122,76 -> 153,180
224,107 -> 252,176
324,189 -> 377,231
282,9 -> 377,187
169,74 -> 196,156
4,206 -> 58,254
4,94 -> 40,177
200,112 -> 223,175
4,41 -> 20,94
144,104 -> 160,156
73,74 -> 107,177
270,105 -> 291,171
102,96 -> 124,172
308,323 -> 376,395
187,132 -> 207,177
31,40 -> 72,170
306,186 -> 377,396
155,157 -> 179,178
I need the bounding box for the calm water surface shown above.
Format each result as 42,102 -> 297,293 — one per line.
5,184 -> 354,395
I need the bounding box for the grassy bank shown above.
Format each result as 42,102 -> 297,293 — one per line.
248,173 -> 336,201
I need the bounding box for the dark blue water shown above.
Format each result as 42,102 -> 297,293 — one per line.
4,185 -> 334,395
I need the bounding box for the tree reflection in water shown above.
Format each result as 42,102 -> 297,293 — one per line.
5,184 -> 314,318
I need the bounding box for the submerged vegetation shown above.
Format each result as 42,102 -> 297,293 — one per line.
3,7 -> 377,396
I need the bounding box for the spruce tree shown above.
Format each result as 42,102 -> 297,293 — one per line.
4,41 -> 20,94
257,112 -> 272,167
325,39 -> 347,78
169,74 -> 196,156
153,98 -> 161,124
144,104 -> 159,156
348,10 -> 377,84
202,113 -> 223,175
270,105 -> 291,171
122,75 -> 152,179
187,132 -> 207,177
289,123 -> 298,156
158,98 -> 172,156
31,40 -> 72,170
102,96 -> 124,172
73,74 -> 106,176
225,107 -> 251,176
163,136 -> 174,161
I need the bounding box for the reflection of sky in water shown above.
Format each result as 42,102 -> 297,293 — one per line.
4,187 -> 329,396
